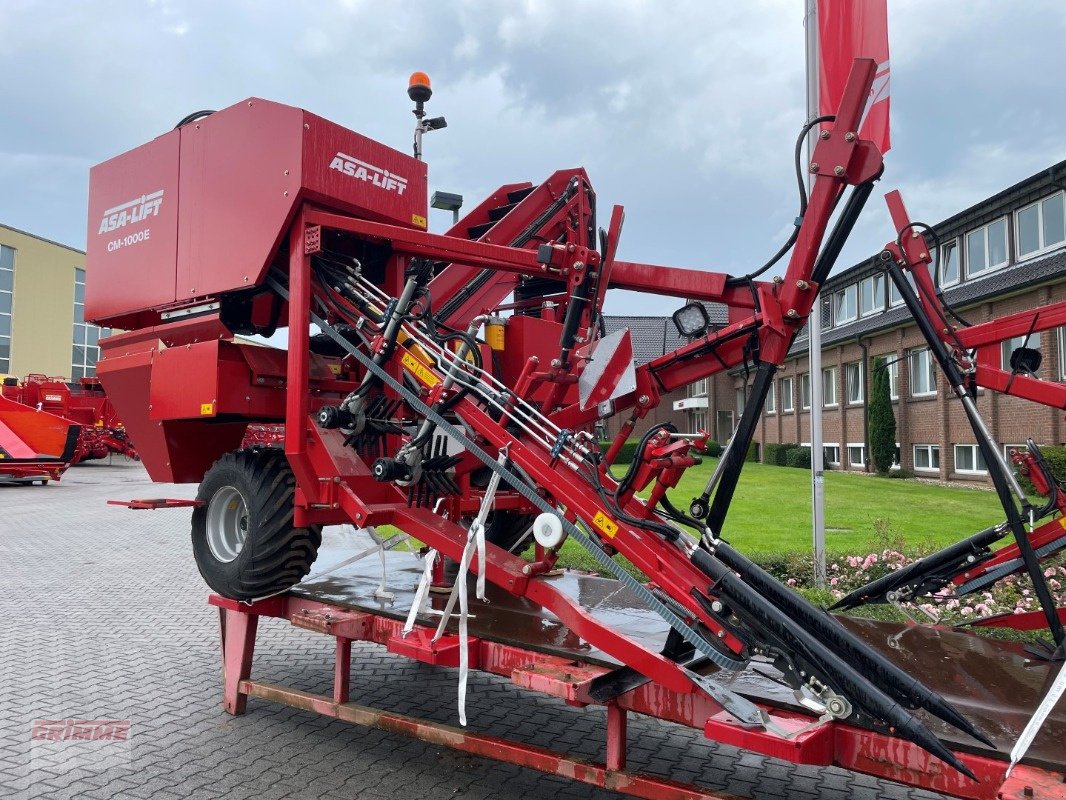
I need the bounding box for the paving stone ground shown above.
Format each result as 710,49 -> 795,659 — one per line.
0,462 -> 951,800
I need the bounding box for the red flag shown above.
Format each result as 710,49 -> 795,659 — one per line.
817,0 -> 891,153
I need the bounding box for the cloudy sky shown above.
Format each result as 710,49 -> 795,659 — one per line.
1,0 -> 1064,315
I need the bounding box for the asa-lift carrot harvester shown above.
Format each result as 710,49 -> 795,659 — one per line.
87,60 -> 1001,784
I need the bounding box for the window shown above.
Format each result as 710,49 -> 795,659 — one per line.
691,410 -> 707,433
0,245 -> 12,372
875,355 -> 899,400
892,443 -> 901,470
913,444 -> 940,472
834,285 -> 857,326
847,443 -> 865,468
691,378 -> 708,397
939,240 -> 960,287
1016,192 -> 1066,259
909,347 -> 936,397
822,366 -> 838,407
765,383 -> 776,414
954,444 -> 987,474
965,218 -> 1008,277
1001,334 -> 1041,373
888,271 -> 915,307
859,274 -> 884,316
800,373 -> 811,409
1059,328 -> 1066,380
781,377 -> 794,412
735,386 -> 746,413
845,362 -> 863,404
823,443 -> 841,466
72,268 -> 109,379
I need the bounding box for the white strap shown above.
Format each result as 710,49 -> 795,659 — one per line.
402,548 -> 438,637
1007,660 -> 1066,776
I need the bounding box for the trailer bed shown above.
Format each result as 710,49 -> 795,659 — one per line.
292,537 -> 1065,773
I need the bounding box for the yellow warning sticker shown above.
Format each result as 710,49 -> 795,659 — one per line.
592,510 -> 618,539
401,351 -> 439,387
200,402 -> 215,416
412,214 -> 428,229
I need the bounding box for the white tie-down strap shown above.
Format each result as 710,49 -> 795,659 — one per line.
366,526 -> 396,601
431,447 -> 508,726
1007,655 -> 1066,776
402,548 -> 439,637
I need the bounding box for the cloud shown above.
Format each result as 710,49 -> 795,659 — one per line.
0,0 -> 1064,317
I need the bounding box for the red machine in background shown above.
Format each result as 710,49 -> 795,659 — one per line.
0,388 -> 79,483
1,374 -> 138,463
86,66 -> 1065,799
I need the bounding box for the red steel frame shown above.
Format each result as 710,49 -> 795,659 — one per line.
265,61 -> 884,699
882,190 -> 1066,624
209,593 -> 1063,800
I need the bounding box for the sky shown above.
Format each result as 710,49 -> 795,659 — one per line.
1,0 -> 1064,316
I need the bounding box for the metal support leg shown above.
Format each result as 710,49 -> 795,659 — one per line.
220,608 -> 259,715
335,638 -> 352,704
606,703 -> 627,771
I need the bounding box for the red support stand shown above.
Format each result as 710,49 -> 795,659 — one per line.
208,594 -> 1066,800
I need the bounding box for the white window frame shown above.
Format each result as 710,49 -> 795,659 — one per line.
800,373 -> 811,410
1001,334 -> 1041,372
781,377 -> 794,412
845,361 -> 863,405
938,239 -> 960,287
690,378 -> 708,398
891,443 -> 901,471
887,357 -> 899,400
859,274 -> 884,317
909,347 -> 936,397
953,443 -> 988,475
965,217 -> 1009,278
1059,328 -> 1066,381
822,442 -> 841,466
847,443 -> 865,468
834,285 -> 858,326
888,271 -> 915,307
765,383 -> 776,414
1015,190 -> 1066,261
913,444 -> 940,472
822,366 -> 838,408
0,244 -> 13,373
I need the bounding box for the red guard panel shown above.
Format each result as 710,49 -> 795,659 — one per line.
85,131 -> 180,322
86,98 -> 427,329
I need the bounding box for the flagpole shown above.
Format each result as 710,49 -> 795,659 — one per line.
805,0 -> 827,589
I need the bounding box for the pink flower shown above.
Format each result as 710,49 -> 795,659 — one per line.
831,589 -> 843,598
831,563 -> 839,571
862,554 -> 878,570
1050,579 -> 1061,591
1045,568 -> 1056,578
830,577 -> 839,586
960,606 -> 974,616
787,578 -> 797,586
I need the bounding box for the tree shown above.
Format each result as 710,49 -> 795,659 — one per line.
869,356 -> 897,474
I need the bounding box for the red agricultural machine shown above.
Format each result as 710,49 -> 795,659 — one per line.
0,389 -> 79,483
88,63 -> 1065,799
1,374 -> 138,463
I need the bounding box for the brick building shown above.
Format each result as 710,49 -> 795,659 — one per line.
679,160 -> 1066,483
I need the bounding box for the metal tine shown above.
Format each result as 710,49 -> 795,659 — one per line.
691,549 -> 979,780
711,541 -> 994,748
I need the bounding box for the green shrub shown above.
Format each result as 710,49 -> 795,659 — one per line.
745,441 -> 759,462
703,440 -> 723,457
887,468 -> 914,479
869,356 -> 897,473
1017,445 -> 1066,496
764,443 -> 795,466
786,446 -> 812,469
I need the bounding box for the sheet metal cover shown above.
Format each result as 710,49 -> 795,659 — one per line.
578,328 -> 636,410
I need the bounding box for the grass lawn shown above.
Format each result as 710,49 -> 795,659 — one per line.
556,458 -> 1008,574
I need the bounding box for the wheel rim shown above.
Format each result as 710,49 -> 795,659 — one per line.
206,486 -> 250,563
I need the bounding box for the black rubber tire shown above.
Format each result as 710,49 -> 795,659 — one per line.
484,510 -> 535,554
191,449 -> 322,601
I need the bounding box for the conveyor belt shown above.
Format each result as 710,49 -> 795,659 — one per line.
293,532 -> 1066,772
